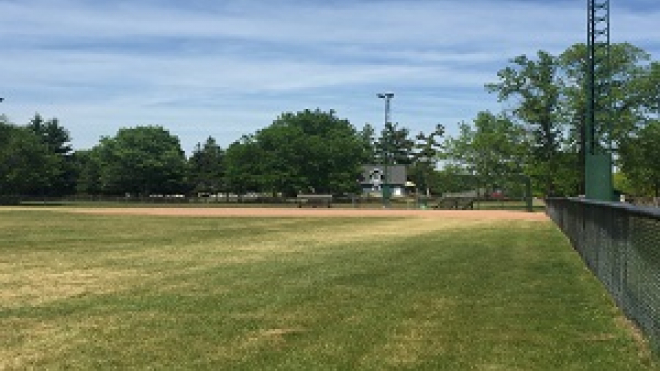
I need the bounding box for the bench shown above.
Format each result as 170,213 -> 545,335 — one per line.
297,194 -> 333,208
434,197 -> 475,210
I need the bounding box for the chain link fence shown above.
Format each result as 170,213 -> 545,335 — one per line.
10,194 -> 538,211
546,198 -> 660,351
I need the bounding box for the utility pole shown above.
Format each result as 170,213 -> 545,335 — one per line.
377,92 -> 394,208
585,0 -> 614,201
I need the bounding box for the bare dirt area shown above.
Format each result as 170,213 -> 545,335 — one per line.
66,207 -> 549,221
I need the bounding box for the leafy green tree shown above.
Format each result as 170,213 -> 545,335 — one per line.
375,122 -> 415,165
413,124 -> 445,161
358,123 -> 377,163
248,109 -> 366,195
224,135 -> 265,197
619,120 -> 660,196
26,113 -> 77,196
252,122 -> 307,195
409,124 -> 444,195
431,164 -> 477,195
0,117 -> 55,196
90,126 -> 187,195
445,112 -> 527,181
487,51 -> 567,196
27,114 -> 73,155
188,137 -> 225,194
635,61 -> 660,121
613,172 -> 644,197
560,43 -> 650,149
74,149 -> 103,195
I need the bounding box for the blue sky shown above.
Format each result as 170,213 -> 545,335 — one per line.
1,0 -> 659,154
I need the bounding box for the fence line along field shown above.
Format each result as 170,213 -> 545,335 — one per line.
0,207 -> 655,370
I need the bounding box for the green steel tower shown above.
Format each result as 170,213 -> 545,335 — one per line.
585,0 -> 614,201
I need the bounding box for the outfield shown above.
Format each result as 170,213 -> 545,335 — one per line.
0,207 -> 656,370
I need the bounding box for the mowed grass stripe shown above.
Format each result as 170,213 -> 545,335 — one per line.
0,209 -> 655,370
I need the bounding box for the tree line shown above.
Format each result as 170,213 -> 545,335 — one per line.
0,109 -> 443,198
2,42 -> 660,199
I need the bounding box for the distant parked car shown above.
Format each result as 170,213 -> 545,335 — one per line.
490,190 -> 504,199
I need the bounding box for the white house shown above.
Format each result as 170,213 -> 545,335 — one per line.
360,165 -> 407,197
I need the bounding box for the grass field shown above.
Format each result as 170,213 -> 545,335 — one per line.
0,208 -> 656,370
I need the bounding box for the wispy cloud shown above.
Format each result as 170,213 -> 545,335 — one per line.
1,0 -> 658,152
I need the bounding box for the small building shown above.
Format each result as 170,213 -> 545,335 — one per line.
360,164 -> 407,197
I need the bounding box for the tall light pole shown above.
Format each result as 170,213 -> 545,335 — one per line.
584,0 -> 613,201
377,92 -> 394,207
377,92 -> 393,126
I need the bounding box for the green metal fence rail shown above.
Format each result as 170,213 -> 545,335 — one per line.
546,198 -> 660,350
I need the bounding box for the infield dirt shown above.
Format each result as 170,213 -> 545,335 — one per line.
63,207 -> 549,220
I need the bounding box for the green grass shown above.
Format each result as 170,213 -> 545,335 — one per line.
0,209 -> 656,370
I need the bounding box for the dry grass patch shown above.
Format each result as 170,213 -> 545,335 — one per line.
0,316 -> 122,370
96,218 -> 489,274
0,267 -> 142,308
233,218 -> 494,254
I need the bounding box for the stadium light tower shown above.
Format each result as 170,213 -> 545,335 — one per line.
584,0 -> 613,201
377,92 -> 394,207
377,92 -> 394,125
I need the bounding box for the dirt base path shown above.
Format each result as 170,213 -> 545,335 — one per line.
64,207 -> 548,221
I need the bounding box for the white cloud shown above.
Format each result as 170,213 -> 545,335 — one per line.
0,0 -> 658,153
